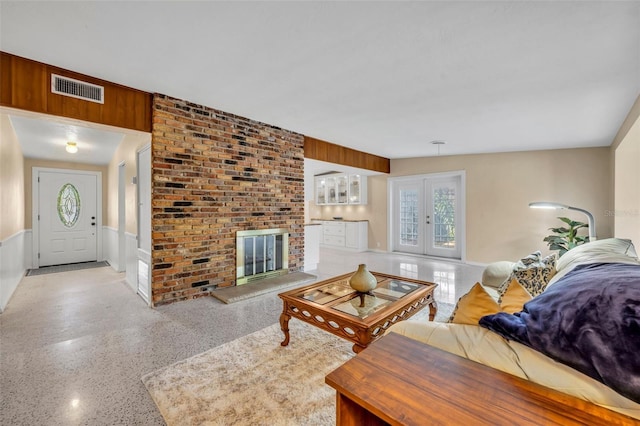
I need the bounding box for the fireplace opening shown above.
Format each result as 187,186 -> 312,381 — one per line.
236,228 -> 289,285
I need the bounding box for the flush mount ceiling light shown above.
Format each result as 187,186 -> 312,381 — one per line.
430,140 -> 446,156
65,141 -> 78,153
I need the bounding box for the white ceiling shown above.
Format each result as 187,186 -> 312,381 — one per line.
8,113 -> 124,166
1,1 -> 639,163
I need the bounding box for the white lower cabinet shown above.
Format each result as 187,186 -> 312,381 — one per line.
315,220 -> 368,252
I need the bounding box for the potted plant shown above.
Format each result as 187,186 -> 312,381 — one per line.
543,217 -> 590,257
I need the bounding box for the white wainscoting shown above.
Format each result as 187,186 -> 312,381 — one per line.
24,230 -> 32,270
103,226 -> 120,271
0,230 -> 27,312
125,232 -> 138,293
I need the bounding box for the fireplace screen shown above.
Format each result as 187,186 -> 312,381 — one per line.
236,228 -> 289,285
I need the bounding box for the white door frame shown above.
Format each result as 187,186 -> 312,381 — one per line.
136,144 -> 152,305
32,167 -> 103,269
117,161 -> 126,272
387,170 -> 466,261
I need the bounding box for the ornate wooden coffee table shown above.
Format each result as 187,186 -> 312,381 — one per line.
278,271 -> 437,353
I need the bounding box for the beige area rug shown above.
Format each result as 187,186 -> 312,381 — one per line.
142,303 -> 454,426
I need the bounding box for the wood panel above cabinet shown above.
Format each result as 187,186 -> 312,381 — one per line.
304,136 -> 390,173
0,52 -> 152,133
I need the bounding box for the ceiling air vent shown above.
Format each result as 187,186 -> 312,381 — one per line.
51,74 -> 104,104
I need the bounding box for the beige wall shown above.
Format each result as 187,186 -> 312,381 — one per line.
107,133 -> 151,234
24,159 -> 108,229
314,147 -> 612,264
0,114 -> 25,240
613,95 -> 640,245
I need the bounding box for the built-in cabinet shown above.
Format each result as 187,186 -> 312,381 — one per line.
312,220 -> 368,252
304,224 -> 321,271
315,174 -> 367,205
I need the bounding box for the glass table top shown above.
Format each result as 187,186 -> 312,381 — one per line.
372,279 -> 420,299
332,294 -> 394,319
300,279 -> 356,305
294,276 -> 425,319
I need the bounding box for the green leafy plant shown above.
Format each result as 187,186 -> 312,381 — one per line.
543,217 -> 590,257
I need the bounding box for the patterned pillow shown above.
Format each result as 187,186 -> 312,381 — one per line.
498,252 -> 557,297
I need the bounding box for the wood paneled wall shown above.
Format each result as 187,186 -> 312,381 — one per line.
0,52 -> 152,133
304,136 -> 390,173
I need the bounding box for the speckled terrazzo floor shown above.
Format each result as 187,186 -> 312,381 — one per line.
0,248 -> 483,425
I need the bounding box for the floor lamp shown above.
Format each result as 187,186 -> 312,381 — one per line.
529,202 -> 597,241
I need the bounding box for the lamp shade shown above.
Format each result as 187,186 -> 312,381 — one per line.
529,201 -> 596,241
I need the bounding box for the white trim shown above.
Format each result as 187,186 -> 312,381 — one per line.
24,229 -> 33,269
0,229 -> 26,247
103,226 -> 120,271
124,232 -> 138,293
32,167 -> 103,268
0,230 -> 27,312
117,161 -> 126,273
136,144 -> 152,306
368,248 -> 389,254
465,260 -> 490,268
387,170 -> 466,261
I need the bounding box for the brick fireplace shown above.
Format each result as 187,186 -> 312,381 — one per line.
151,94 -> 305,306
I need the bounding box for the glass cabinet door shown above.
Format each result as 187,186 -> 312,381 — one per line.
316,177 -> 327,204
337,175 -> 348,204
349,175 -> 361,204
326,177 -> 337,204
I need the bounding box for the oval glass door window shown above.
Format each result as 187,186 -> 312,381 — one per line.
57,183 -> 81,227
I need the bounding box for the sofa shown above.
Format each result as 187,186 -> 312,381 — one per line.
387,238 -> 640,420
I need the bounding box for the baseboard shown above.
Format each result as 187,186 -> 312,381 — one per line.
465,260 -> 489,268
367,248 -> 388,254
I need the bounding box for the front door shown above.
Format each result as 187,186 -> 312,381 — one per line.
35,168 -> 100,267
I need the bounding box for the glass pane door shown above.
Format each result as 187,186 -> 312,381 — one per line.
393,182 -> 424,254
326,177 -> 337,204
427,178 -> 461,258
391,174 -> 462,259
336,175 -> 348,204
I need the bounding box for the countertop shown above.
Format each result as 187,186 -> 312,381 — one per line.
309,218 -> 369,222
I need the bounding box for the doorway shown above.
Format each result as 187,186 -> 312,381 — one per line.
390,172 -> 465,260
32,167 -> 102,267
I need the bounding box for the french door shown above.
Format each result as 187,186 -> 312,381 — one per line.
391,173 -> 463,259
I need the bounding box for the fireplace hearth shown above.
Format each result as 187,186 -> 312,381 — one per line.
236,229 -> 289,285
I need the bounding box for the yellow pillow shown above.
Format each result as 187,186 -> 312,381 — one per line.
448,280 -> 533,324
499,278 -> 532,314
449,283 -> 500,325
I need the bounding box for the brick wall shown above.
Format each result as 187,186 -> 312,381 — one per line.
151,94 -> 305,306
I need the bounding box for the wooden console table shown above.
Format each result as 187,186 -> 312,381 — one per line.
325,332 -> 636,425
